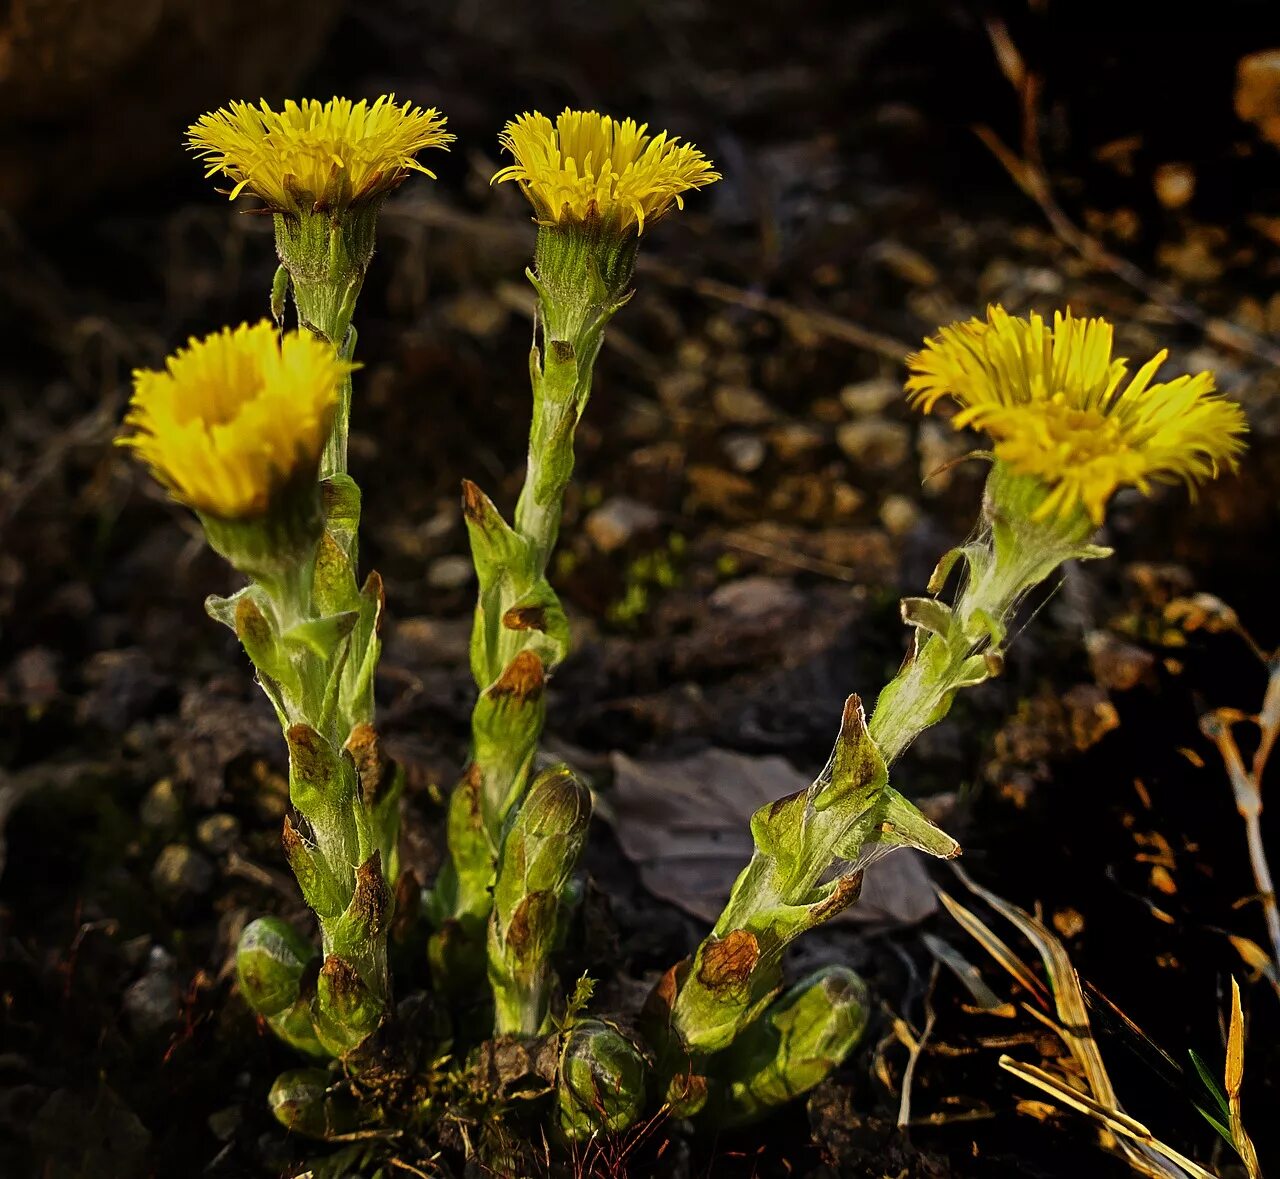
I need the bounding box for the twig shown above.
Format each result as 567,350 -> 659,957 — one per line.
897,961 -> 940,1129
979,18 -> 1280,369
718,527 -> 865,581
646,264 -> 912,360
1200,675 -> 1280,1002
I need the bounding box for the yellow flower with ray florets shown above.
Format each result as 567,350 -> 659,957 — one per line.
187,96 -> 452,216
119,322 -> 353,520
906,306 -> 1248,524
493,109 -> 719,233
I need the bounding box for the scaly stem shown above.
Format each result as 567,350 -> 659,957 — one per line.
274,206 -> 378,481
430,220 -> 637,1000
230,206 -> 398,1058
868,553 -> 1032,763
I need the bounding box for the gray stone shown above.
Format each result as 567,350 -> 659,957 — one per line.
427,555 -> 474,590
585,497 -> 661,554
122,956 -> 179,1036
836,419 -> 911,470
839,378 -> 899,417
722,432 -> 766,473
708,576 -> 804,621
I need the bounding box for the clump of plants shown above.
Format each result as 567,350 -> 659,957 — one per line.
118,94 -> 1249,1171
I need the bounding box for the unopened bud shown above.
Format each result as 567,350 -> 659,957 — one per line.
236,916 -> 316,1018
489,766 -> 592,1036
557,1019 -> 648,1140
268,1067 -> 352,1138
708,965 -> 868,1127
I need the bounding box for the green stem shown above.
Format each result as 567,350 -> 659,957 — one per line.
867,545 -> 1037,764
273,207 -> 377,481
321,337 -> 356,481
226,208 -> 397,1058
431,220 -> 637,1000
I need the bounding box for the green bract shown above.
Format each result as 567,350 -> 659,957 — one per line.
426,212 -> 638,998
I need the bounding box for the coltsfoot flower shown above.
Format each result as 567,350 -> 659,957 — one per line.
906,306 -> 1248,522
188,96 -> 452,216
120,321 -> 352,519
493,108 -> 719,233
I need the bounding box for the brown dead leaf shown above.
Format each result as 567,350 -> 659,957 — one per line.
607,747 -> 939,925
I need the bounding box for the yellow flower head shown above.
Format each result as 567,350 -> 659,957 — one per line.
187,96 -> 453,215
120,322 -> 353,519
493,108 -> 719,233
906,306 -> 1248,523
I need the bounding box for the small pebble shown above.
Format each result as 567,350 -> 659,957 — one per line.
427,555 -> 474,590
585,497 -> 662,553
656,370 -> 704,410
713,384 -> 776,426
722,432 -> 766,473
208,1106 -> 243,1143
839,378 -> 899,417
1236,49 -> 1280,143
836,419 -> 911,471
768,422 -> 827,461
389,616 -> 472,666
120,934 -> 152,970
195,813 -> 241,856
709,576 -> 805,621
442,291 -> 508,338
121,950 -> 179,1036
684,466 -> 755,517
832,482 -> 866,517
13,647 -> 58,713
140,778 -> 182,830
152,843 -> 215,901
880,494 -> 920,537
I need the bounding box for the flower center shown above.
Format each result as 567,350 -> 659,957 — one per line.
1036,398 -> 1127,464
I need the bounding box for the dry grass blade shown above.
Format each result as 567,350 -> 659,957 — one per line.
921,930 -> 1016,1015
1225,979 -> 1262,1179
935,887 -> 1046,1005
998,1057 -> 1218,1179
951,865 -> 1197,1178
